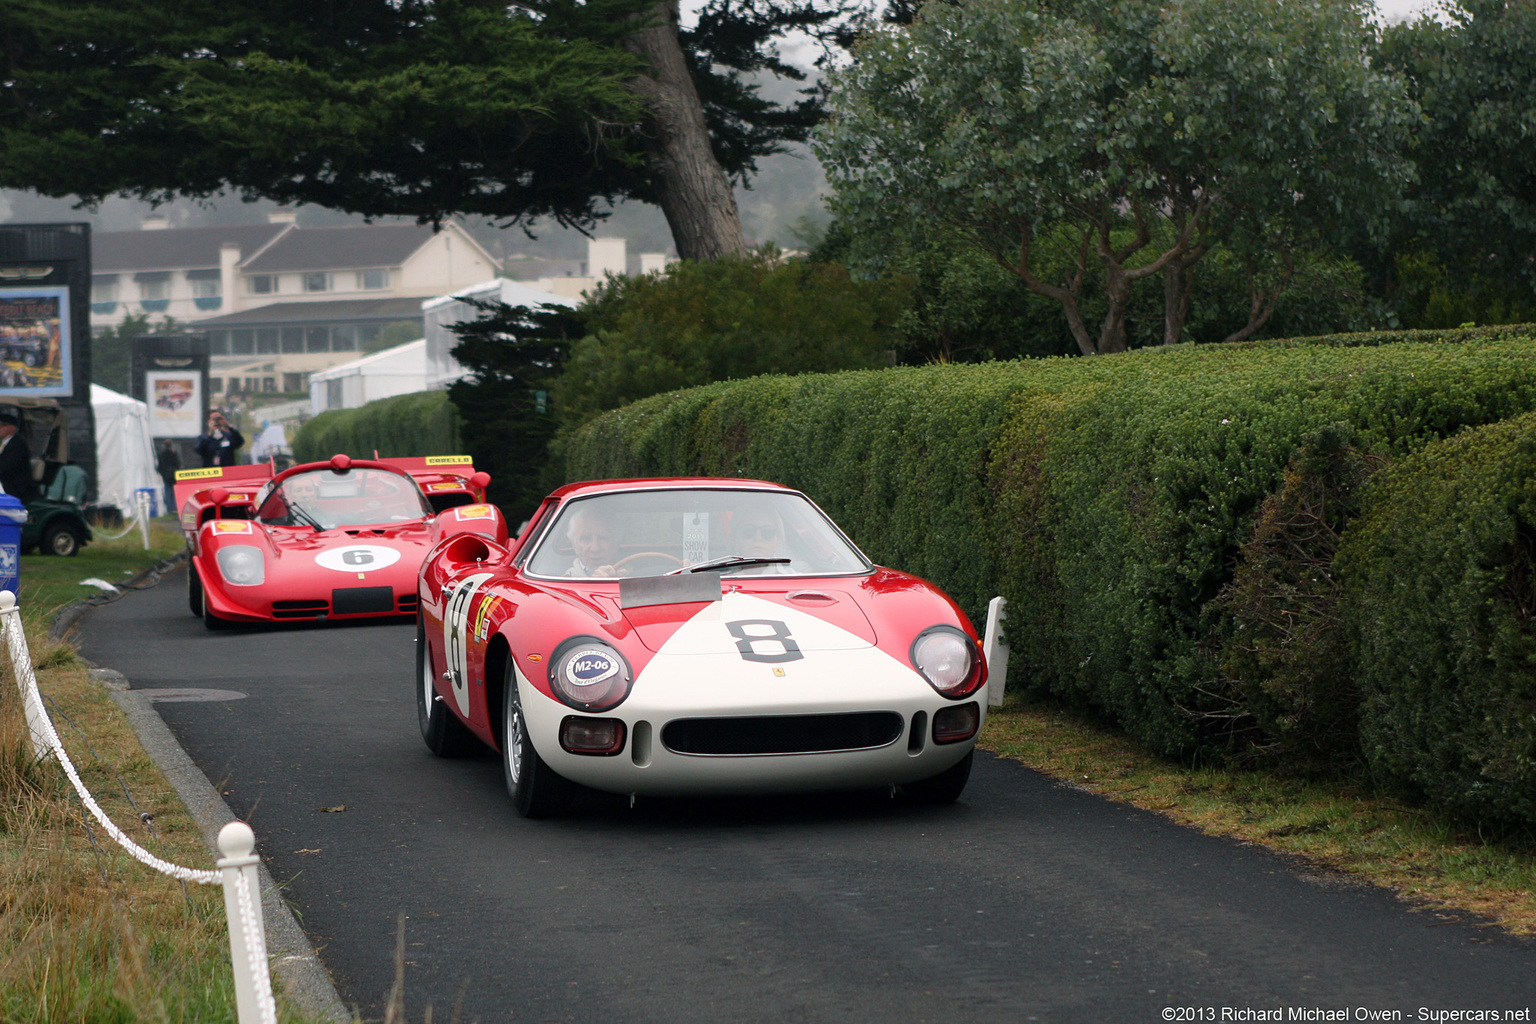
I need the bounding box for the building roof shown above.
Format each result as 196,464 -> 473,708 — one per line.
240,222 -> 441,273
93,223 -> 290,273
194,296 -> 426,327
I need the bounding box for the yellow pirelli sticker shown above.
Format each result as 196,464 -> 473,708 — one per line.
455,504 -> 494,520
427,481 -> 464,492
212,520 -> 252,534
425,455 -> 472,466
176,467 -> 226,481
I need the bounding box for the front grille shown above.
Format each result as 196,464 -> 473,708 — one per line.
661,712 -> 904,756
272,599 -> 327,619
331,586 -> 395,615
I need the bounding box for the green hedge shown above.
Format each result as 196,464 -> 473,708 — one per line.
1339,411 -> 1536,823
561,329 -> 1536,822
291,390 -> 461,463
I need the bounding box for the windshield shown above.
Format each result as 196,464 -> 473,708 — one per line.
255,467 -> 431,529
524,488 -> 872,579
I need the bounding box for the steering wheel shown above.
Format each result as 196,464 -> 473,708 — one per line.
613,551 -> 684,576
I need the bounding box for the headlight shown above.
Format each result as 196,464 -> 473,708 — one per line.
215,545 -> 265,586
548,637 -> 633,712
910,626 -> 981,698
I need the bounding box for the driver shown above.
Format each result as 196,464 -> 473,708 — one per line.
565,505 -> 621,577
725,509 -> 793,573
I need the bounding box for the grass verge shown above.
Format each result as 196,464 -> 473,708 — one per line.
981,695 -> 1536,936
0,520 -> 325,1022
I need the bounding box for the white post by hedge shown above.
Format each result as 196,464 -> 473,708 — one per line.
984,595 -> 1009,707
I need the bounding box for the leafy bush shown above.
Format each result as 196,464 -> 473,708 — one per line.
1339,411 -> 1536,824
291,390 -> 460,463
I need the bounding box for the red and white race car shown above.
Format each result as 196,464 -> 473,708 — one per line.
416,478 -> 988,817
176,454 -> 502,629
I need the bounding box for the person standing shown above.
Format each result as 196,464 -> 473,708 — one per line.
155,439 -> 181,515
0,413 -> 32,501
194,411 -> 245,467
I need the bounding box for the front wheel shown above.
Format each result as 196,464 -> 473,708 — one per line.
417,618 -> 478,757
42,524 -> 80,557
502,663 -> 573,818
902,751 -> 973,806
201,575 -> 230,631
187,563 -> 203,617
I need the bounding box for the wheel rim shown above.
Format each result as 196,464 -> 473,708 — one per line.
50,532 -> 73,556
420,638 -> 436,718
505,685 -> 525,784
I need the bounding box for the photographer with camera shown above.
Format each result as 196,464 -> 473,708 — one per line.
194,410 -> 245,467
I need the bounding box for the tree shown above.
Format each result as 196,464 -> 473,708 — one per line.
1377,0 -> 1536,292
0,0 -> 849,260
814,0 -> 1414,354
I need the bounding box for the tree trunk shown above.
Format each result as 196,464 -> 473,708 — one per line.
624,0 -> 748,262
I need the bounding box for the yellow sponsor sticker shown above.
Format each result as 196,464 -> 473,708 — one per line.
176,467 -> 225,481
427,481 -> 464,492
455,504 -> 494,520
212,520 -> 252,534
471,594 -> 502,641
425,455 -> 472,466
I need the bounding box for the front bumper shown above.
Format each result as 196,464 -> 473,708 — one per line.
516,648 -> 983,797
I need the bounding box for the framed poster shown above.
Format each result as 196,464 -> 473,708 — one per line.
0,286 -> 72,397
146,370 -> 203,438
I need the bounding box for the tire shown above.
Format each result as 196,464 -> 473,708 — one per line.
502,661 -> 574,818
187,563 -> 203,617
201,575 -> 231,631
902,750 -> 974,806
416,618 -> 479,757
42,524 -> 80,557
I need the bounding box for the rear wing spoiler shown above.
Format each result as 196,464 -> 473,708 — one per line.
173,464 -> 273,520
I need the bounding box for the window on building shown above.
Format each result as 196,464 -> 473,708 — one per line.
207,330 -> 230,355
282,373 -> 306,393
305,326 -> 331,352
189,272 -> 222,311
355,269 -> 389,290
210,377 -> 223,394
262,377 -> 277,393
357,325 -> 382,350
247,275 -> 275,294
303,272 -> 331,293
244,376 -> 260,392
331,325 -> 358,352
281,327 -> 305,354
256,328 -> 280,355
90,276 -> 118,306
230,330 -> 255,356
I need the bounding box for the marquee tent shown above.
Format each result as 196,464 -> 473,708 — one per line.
91,384 -> 159,513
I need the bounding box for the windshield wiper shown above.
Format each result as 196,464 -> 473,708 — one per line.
286,502 -> 324,532
668,555 -> 790,575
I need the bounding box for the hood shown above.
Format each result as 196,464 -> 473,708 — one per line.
622,587 -> 877,654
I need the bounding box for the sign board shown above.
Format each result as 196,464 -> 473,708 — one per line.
145,370 -> 203,438
0,286 -> 72,397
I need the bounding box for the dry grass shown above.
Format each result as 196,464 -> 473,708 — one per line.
981,696 -> 1536,936
0,576 -> 327,1020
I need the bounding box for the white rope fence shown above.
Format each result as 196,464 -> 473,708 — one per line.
90,491 -> 156,547
0,590 -> 277,1024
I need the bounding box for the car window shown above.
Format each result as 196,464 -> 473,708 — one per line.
255,467 -> 431,528
524,489 -> 872,579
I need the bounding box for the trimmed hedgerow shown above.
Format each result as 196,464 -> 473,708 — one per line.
560,328 -> 1536,819
291,390 -> 461,463
1339,411 -> 1536,824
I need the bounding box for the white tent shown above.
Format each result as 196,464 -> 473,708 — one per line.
91,383 -> 159,513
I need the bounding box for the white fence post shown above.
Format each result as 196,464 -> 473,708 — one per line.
1,590 -> 53,759
983,595 -> 1009,707
135,490 -> 153,550
217,821 -> 278,1024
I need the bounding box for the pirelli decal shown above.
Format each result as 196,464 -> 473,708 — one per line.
176,467 -> 225,481
427,481 -> 465,492
425,455 -> 472,466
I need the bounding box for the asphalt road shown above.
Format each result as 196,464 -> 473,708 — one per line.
77,565 -> 1536,1024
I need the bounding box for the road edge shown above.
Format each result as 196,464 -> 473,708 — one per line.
64,548 -> 353,1023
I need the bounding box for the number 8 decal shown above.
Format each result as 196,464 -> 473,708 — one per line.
726,619 -> 804,664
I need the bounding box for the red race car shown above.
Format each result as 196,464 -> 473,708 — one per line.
416,477 -> 989,817
175,454 -> 503,629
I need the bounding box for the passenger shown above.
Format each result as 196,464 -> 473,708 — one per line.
566,505 -> 621,577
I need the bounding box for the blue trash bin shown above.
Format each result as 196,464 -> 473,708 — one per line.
0,494 -> 27,597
